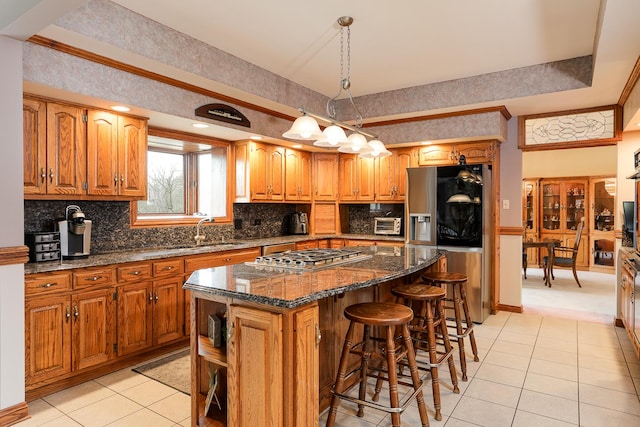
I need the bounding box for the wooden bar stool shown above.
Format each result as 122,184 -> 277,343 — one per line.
390,284 -> 460,421
421,272 -> 479,381
326,302 -> 429,427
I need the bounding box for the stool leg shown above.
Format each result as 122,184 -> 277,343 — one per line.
425,299 -> 442,421
450,284 -> 468,381
459,284 -> 479,362
436,297 -> 459,394
400,323 -> 430,427
326,321 -> 356,427
356,325 -> 372,417
384,325 -> 402,427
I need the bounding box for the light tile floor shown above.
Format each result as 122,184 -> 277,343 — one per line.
15,311 -> 640,427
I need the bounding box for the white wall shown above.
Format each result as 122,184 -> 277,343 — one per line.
0,35 -> 25,410
523,145 -> 617,178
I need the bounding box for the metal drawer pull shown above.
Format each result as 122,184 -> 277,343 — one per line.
224,258 -> 232,262
129,271 -> 141,275
66,306 -> 71,322
315,324 -> 322,348
85,275 -> 102,281
163,266 -> 174,271
73,305 -> 79,321
37,282 -> 58,288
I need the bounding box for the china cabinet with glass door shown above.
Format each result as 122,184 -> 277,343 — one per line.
522,179 -> 539,266
590,177 -> 616,272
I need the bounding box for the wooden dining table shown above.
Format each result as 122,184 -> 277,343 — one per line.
523,238 -> 561,286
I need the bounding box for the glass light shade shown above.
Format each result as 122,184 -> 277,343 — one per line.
359,139 -> 391,158
282,115 -> 324,140
338,133 -> 372,153
446,194 -> 472,203
313,125 -> 349,147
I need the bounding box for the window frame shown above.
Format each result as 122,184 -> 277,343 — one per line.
131,127 -> 233,228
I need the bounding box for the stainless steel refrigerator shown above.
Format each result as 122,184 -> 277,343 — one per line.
405,165 -> 493,323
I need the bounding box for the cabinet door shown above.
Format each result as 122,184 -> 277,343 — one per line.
563,180 -> 587,234
375,153 -> 395,201
314,153 -> 339,201
285,149 -> 300,200
418,144 -> 453,165
86,110 -> 118,196
456,141 -> 495,164
25,295 -> 72,384
72,288 -> 115,370
117,282 -> 153,356
356,157 -> 375,201
393,148 -> 416,200
227,305 -> 283,427
540,181 -> 561,234
291,305 -> 319,426
23,97 -> 47,195
153,277 -> 185,345
268,145 -> 285,201
46,103 -> 86,195
298,150 -> 312,201
117,116 -> 147,197
234,141 -> 251,202
250,142 -> 269,200
338,154 -> 357,201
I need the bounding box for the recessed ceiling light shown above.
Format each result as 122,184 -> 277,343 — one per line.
250,135 -> 263,140
292,144 -> 303,149
111,105 -> 130,112
192,123 -> 209,128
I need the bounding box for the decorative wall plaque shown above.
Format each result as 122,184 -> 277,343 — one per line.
195,103 -> 251,127
518,105 -> 621,151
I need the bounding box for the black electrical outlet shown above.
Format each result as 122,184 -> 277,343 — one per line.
234,219 -> 243,230
254,219 -> 262,226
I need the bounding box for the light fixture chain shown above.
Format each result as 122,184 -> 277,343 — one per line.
346,25 -> 351,82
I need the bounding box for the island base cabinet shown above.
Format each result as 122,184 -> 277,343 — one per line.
191,294 -> 319,427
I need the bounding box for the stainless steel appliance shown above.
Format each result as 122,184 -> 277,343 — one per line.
374,217 -> 402,235
288,212 -> 308,235
58,205 -> 92,259
406,164 -> 493,322
247,248 -> 371,271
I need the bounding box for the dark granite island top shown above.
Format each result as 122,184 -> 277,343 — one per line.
183,244 -> 444,309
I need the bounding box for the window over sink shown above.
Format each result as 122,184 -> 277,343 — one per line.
131,128 -> 232,226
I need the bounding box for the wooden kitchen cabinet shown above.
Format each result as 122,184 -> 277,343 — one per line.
375,147 -> 417,201
250,142 -> 285,201
338,154 -> 375,201
86,110 -> 147,198
23,98 -> 86,196
313,153 -> 339,201
295,240 -> 319,250
285,148 -> 312,201
418,141 -> 496,166
72,287 -> 116,371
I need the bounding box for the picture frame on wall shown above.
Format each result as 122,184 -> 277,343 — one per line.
518,105 -> 622,151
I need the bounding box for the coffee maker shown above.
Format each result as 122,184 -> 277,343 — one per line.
58,205 -> 92,259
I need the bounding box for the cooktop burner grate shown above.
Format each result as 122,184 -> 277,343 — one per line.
246,248 -> 371,271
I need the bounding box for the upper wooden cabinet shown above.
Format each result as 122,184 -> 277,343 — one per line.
339,154 -> 375,201
235,141 -> 285,202
313,153 -> 339,201
285,148 -> 311,201
23,96 -> 148,200
86,111 -> 147,198
418,141 -> 497,166
23,98 -> 86,196
375,148 -> 417,201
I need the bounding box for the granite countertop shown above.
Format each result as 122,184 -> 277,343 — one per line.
24,234 -> 405,275
184,245 -> 443,309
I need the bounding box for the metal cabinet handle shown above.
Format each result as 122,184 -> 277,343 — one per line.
163,266 -> 174,271
49,168 -> 54,183
114,174 -> 118,185
37,282 -> 57,288
85,275 -> 102,281
66,306 -> 71,323
227,322 -> 235,342
73,305 -> 79,322
223,258 -> 232,262
120,175 -> 124,185
129,271 -> 141,276
40,168 -> 46,183
154,292 -> 159,302
315,324 -> 322,348
149,292 -> 153,303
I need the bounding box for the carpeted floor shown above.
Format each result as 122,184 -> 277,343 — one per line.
133,348 -> 190,394
522,267 -> 616,324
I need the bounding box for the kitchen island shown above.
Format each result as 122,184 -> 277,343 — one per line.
184,244 -> 445,427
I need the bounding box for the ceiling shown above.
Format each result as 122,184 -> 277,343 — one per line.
6,0 -> 640,142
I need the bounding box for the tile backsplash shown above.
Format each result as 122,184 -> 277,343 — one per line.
24,201 -> 404,254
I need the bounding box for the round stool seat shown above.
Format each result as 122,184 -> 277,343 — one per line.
392,284 -> 445,301
422,271 -> 467,283
344,302 -> 413,326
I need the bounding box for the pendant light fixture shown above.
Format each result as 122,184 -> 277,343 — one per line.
282,16 -> 391,158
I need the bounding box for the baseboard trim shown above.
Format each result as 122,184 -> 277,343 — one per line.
497,303 -> 523,313
0,401 -> 30,426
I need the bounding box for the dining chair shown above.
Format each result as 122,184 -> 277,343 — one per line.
522,226 -> 528,279
543,219 -> 584,287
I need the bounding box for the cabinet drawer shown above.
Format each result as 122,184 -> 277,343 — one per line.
73,267 -> 115,290
116,263 -> 153,283
25,272 -> 72,296
185,248 -> 260,273
153,258 -> 184,277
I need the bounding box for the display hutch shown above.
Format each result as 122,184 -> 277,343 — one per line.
522,179 -> 539,265
539,178 -> 589,268
590,177 -> 616,272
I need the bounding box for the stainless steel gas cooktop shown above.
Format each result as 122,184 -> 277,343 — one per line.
245,248 -> 372,271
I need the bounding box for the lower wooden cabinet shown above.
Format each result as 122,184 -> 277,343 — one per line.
72,288 -> 116,371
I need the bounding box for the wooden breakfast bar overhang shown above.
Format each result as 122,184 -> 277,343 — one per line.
184,245 -> 446,427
